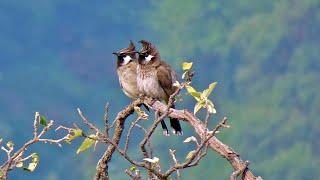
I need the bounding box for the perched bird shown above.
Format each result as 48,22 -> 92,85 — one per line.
113,41 -> 140,99
136,40 -> 183,136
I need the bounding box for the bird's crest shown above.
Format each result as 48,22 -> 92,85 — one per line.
118,40 -> 136,54
139,40 -> 159,57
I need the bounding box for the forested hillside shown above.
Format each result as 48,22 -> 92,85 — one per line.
0,0 -> 319,179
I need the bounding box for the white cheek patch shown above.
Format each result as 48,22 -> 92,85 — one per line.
145,55 -> 154,62
122,55 -> 132,65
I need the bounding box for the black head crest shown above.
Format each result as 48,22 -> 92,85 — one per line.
139,40 -> 159,57
128,40 -> 135,51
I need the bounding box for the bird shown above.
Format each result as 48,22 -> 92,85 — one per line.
112,41 -> 140,99
136,40 -> 183,136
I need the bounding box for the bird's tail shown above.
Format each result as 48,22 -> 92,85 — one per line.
169,104 -> 183,136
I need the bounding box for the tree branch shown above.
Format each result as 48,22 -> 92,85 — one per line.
144,97 -> 260,180
94,98 -> 144,180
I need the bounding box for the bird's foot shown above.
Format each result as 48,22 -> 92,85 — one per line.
163,130 -> 170,137
172,129 -> 183,136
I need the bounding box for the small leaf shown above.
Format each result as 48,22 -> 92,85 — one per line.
183,136 -> 197,143
65,128 -> 83,143
134,106 -> 142,113
173,81 -> 181,88
189,92 -> 201,101
143,157 -> 159,164
186,85 -> 197,94
23,163 -> 37,172
76,134 -> 97,154
23,153 -> 39,172
194,101 -> 204,114
186,85 -> 201,102
186,150 -> 196,160
130,166 -> 137,171
207,105 -> 216,114
206,100 -> 216,114
202,82 -> 217,98
134,106 -> 148,120
6,141 -> 14,149
40,116 -> 47,126
182,62 -> 193,71
0,169 -> 3,178
16,161 -> 23,168
31,153 -> 39,163
181,71 -> 187,79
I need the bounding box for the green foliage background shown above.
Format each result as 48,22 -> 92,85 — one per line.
0,0 -> 319,179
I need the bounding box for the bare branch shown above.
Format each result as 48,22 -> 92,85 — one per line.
169,149 -> 181,180
104,103 -> 110,137
144,97 -> 259,180
0,113 -> 69,179
124,117 -> 143,154
94,98 -> 144,180
77,108 -> 105,137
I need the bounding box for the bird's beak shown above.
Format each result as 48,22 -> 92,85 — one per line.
112,52 -> 118,56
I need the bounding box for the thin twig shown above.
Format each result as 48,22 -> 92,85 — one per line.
104,103 -> 110,137
77,108 -> 105,138
124,117 -> 142,153
169,149 -> 181,180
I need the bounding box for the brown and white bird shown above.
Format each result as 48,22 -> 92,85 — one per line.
136,40 -> 183,136
113,41 -> 140,99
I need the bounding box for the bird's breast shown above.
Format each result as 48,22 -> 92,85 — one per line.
117,65 -> 139,98
137,66 -> 166,99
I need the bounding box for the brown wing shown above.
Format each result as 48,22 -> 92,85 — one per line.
156,61 -> 177,101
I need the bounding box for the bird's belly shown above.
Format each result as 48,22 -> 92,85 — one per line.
138,75 -> 165,99
121,81 -> 138,99
117,67 -> 139,99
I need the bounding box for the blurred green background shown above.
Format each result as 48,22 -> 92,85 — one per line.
0,0 -> 319,179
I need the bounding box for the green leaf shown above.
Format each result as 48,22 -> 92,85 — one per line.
189,92 -> 201,101
186,85 -> 197,94
187,85 -> 202,102
134,106 -> 148,120
143,157 -> 160,164
183,136 -> 197,143
173,81 -> 181,88
76,134 -> 97,154
182,62 -> 193,71
129,166 -> 137,171
40,116 -> 47,126
206,100 -> 216,114
16,161 -> 23,168
6,141 -> 14,149
186,85 -> 201,101
0,169 -> 3,178
65,128 -> 83,143
23,153 -> 39,172
202,82 -> 217,98
186,150 -> 196,160
194,101 -> 204,114
181,71 -> 187,79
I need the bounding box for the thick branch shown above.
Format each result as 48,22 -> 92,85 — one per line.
144,97 -> 259,180
94,98 -> 144,180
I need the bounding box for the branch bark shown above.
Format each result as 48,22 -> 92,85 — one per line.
94,98 -> 144,180
144,97 -> 259,180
